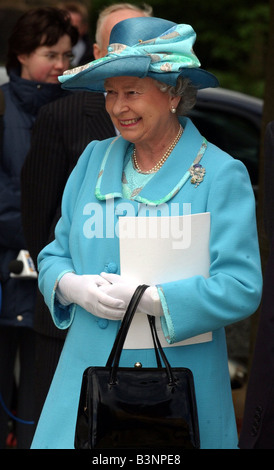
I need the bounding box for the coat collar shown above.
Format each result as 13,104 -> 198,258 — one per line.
95,117 -> 207,205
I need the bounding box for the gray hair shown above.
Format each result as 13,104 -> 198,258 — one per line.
156,77 -> 198,116
95,3 -> 153,47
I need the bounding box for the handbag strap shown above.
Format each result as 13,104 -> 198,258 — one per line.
147,315 -> 162,367
106,285 -> 161,368
147,315 -> 173,374
107,285 -> 175,385
106,285 -> 149,368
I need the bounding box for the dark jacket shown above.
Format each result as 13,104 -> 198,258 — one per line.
21,91 -> 116,338
239,121 -> 274,448
0,70 -> 68,328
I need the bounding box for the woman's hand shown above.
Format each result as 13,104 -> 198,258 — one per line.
99,272 -> 163,317
56,272 -> 127,320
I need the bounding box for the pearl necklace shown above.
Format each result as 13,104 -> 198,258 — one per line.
132,125 -> 183,174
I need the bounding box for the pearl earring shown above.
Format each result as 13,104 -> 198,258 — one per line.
171,107 -> 176,114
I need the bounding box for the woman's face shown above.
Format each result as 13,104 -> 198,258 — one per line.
105,76 -> 180,146
18,34 -> 73,83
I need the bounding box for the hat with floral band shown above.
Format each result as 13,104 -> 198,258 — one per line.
59,16 -> 219,92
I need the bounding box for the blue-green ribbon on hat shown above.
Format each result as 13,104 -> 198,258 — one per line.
107,24 -> 201,74
62,24 -> 201,79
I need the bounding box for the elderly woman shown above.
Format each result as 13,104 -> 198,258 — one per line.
31,17 -> 262,449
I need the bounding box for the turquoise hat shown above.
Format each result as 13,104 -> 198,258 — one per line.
59,16 -> 219,91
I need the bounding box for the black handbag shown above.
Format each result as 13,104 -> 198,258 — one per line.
74,284 -> 200,449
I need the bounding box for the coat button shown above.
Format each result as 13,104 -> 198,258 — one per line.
98,319 -> 109,329
106,262 -> 117,274
17,315 -> 23,322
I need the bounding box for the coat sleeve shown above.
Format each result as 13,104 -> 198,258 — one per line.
159,158 -> 262,344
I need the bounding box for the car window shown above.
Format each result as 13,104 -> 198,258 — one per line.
189,109 -> 260,188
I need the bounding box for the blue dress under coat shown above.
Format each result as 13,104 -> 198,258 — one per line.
31,117 -> 262,449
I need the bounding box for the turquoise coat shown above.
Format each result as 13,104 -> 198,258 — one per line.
31,117 -> 262,449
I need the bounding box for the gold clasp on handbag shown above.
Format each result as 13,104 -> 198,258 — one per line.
134,362 -> 142,368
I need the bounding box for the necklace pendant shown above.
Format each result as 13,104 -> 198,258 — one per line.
190,163 -> 206,187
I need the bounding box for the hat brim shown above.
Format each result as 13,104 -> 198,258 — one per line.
59,56 -> 151,92
59,54 -> 219,92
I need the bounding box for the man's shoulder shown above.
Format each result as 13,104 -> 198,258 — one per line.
39,91 -> 104,117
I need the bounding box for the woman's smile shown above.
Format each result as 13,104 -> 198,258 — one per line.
119,118 -> 141,127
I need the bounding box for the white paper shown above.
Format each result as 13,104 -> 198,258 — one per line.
119,212 -> 212,349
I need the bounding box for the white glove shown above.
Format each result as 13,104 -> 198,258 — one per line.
56,272 -> 127,320
99,272 -> 163,317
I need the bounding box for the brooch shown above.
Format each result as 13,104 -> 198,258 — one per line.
189,163 -> 206,187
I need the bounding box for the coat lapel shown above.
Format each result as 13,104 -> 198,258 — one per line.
95,118 -> 207,205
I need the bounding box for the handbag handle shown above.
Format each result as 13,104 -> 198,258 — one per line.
106,285 -> 149,368
106,285 -> 162,369
106,285 -> 175,385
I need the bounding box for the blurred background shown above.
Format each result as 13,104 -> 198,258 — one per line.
0,0 -> 269,98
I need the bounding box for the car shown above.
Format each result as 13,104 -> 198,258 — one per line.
190,87 -> 263,198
